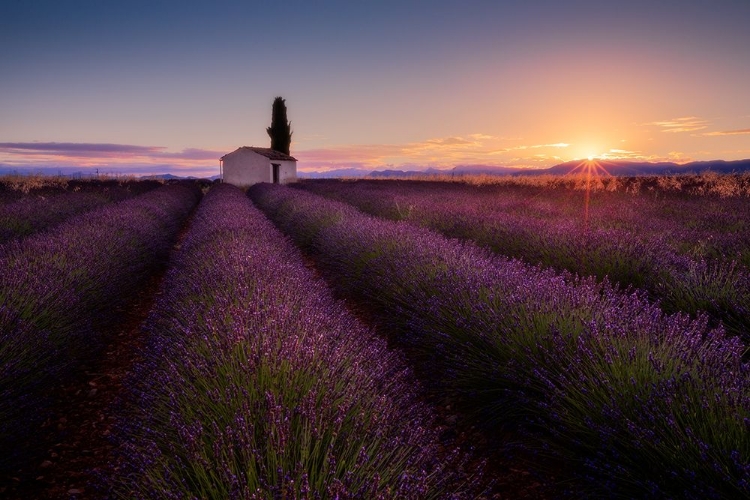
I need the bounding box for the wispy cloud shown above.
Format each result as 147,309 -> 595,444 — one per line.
468,133 -> 495,140
510,143 -> 570,150
595,148 -> 646,160
0,137 -> 579,176
0,142 -> 223,176
650,117 -> 709,133
0,162 -> 217,177
577,148 -> 687,163
0,142 -> 162,156
702,128 -> 750,136
296,135 -> 572,172
296,144 -> 404,163
424,137 -> 473,146
296,135 -> 483,171
0,142 -> 223,160
487,142 -> 569,155
666,151 -> 694,162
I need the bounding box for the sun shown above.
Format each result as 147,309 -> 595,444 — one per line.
586,152 -> 601,161
576,141 -> 605,161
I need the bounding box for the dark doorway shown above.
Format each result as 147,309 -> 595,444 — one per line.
272,163 -> 280,184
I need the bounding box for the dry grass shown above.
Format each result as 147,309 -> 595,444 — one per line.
333,171 -> 750,197
0,173 -> 149,194
0,174 -> 70,194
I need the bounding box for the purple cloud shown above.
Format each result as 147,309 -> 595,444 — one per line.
0,142 -> 223,177
0,142 -> 163,155
0,142 -> 225,160
155,148 -> 224,160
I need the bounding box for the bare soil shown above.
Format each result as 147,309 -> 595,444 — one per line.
0,273 -> 163,500
0,211 -> 195,500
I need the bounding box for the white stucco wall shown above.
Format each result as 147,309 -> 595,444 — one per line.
222,149 -> 297,187
277,160 -> 297,183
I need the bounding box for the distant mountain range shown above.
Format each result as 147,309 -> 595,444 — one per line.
5,161 -> 747,182
139,173 -> 221,181
299,159 -> 750,179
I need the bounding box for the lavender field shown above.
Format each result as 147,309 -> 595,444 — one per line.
298,177 -> 750,341
1,179 -> 201,479
248,178 -> 750,499
1,176 -> 749,499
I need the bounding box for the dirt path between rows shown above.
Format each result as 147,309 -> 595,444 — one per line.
0,279 -> 161,499
0,215 -> 195,500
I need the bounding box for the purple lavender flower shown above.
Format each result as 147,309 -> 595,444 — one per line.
297,179 -> 750,341
0,182 -> 200,472
112,184 -> 468,498
250,182 -> 750,499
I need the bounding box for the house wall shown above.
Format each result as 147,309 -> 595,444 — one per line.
222,149 -> 297,187
277,160 -> 297,184
223,150 -> 270,186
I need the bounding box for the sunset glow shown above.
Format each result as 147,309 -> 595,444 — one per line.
1,1 -> 749,177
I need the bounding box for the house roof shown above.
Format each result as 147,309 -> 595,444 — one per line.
221,146 -> 297,161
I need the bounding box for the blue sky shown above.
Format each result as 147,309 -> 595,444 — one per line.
2,0 -> 749,176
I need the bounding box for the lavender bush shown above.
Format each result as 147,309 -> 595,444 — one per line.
0,178 -> 162,244
111,184 -> 470,499
0,191 -> 111,244
0,182 -> 201,472
250,183 -> 750,499
298,179 -> 750,341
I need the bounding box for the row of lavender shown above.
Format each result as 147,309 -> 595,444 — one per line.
0,183 -> 201,473
299,179 -> 750,340
0,179 -> 163,244
249,183 -> 750,499
296,179 -> 750,271
108,184 -> 474,498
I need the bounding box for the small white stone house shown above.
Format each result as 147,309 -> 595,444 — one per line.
220,147 -> 297,187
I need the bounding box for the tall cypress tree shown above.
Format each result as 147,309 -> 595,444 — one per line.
266,97 -> 293,155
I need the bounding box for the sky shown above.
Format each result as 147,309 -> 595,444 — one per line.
1,0 -> 749,177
